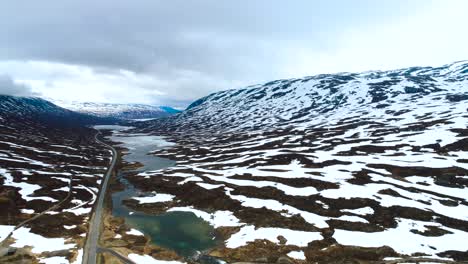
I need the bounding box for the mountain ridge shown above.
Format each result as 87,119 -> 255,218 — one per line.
141,60 -> 468,133
0,95 -> 115,127
52,100 -> 181,120
128,61 -> 468,262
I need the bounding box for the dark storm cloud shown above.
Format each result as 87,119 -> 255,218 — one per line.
0,75 -> 37,97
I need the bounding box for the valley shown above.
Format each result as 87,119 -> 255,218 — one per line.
122,61 -> 468,263
0,108 -> 111,263
0,61 -> 467,263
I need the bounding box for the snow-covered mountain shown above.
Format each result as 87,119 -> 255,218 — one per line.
0,95 -> 111,264
0,95 -> 113,127
2,61 -> 467,263
142,61 -> 468,133
131,61 -> 468,263
53,101 -> 181,120
1,95 -> 73,116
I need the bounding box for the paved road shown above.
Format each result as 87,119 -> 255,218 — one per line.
83,131 -> 118,264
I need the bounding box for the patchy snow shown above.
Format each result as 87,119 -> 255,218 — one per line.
227,192 -> 329,228
54,186 -> 70,192
287,250 -> 306,260
21,209 -> 35,214
133,193 -> 175,204
1,168 -> 58,202
0,156 -> 53,168
127,228 -> 145,236
177,176 -> 203,184
226,225 -> 322,248
196,170 -> 319,196
39,256 -> 69,264
320,178 -> 468,222
11,227 -> 75,254
65,206 -> 91,215
196,182 -> 224,190
334,218 -> 468,256
341,207 -> 374,216
128,254 -> 186,264
82,61 -> 468,261
0,225 -> 15,241
335,215 -> 369,223
167,207 -> 241,228
71,249 -> 83,264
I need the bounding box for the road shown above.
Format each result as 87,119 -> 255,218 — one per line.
83,131 -> 118,264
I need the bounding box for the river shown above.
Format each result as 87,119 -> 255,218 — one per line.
96,125 -> 219,259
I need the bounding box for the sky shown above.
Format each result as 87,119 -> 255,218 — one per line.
1,0 -> 467,108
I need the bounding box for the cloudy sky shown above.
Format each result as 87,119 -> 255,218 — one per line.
1,0 -> 467,108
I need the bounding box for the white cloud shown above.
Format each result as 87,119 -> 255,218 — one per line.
0,60 -> 241,107
0,74 -> 37,97
280,0 -> 468,77
0,1 -> 466,106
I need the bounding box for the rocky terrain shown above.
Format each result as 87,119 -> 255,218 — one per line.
53,100 -> 181,120
0,96 -> 112,263
122,61 -> 468,263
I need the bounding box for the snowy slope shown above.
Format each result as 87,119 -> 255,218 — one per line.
130,61 -> 468,263
0,95 -> 113,126
0,96 -> 111,263
143,60 -> 468,133
1,96 -> 75,117
53,101 -> 180,120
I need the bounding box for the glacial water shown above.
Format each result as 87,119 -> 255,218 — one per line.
99,126 -> 218,257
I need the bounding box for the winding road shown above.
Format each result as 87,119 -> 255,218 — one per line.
83,131 -> 118,264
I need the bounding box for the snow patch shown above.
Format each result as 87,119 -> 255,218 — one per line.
226,225 -> 322,248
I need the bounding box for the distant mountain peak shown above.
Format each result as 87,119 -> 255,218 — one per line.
51,100 -> 181,120
0,95 -> 113,127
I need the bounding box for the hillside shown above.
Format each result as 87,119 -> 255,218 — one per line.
141,61 -> 468,133
0,95 -> 112,263
0,95 -> 114,127
127,61 -> 468,263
